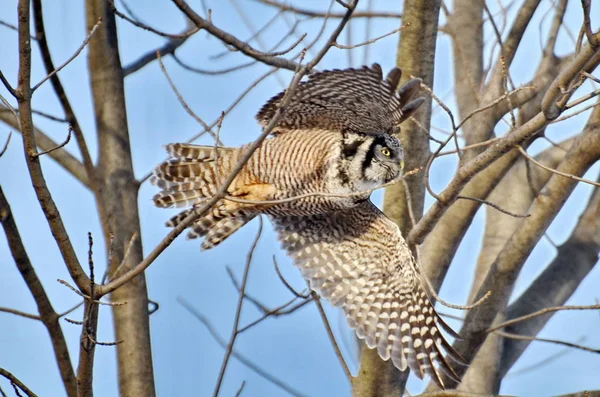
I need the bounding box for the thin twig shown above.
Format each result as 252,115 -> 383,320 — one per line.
103,231 -> 139,282
581,0 -> 599,48
311,290 -> 352,381
178,298 -> 308,397
235,381 -> 246,397
171,0 -> 302,71
173,56 -> 257,75
255,0 -> 401,18
31,19 -> 102,92
456,195 -> 530,218
495,330 -> 600,354
563,88 -> 600,110
58,301 -> 85,318
333,26 -> 403,49
0,131 -> 11,157
109,0 -> 197,39
517,145 -> 600,187
0,307 -> 40,321
505,336 -> 586,377
123,26 -> 199,76
222,167 -> 423,206
226,266 -> 269,313
238,297 -> 312,334
438,137 -> 501,157
552,101 -> 600,122
0,369 -> 37,397
213,219 -> 263,397
57,279 -> 126,306
32,125 -> 71,157
487,304 -> 600,333
156,52 -> 223,145
273,256 -> 309,298
0,70 -> 17,98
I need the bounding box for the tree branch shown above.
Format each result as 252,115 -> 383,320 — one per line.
0,105 -> 89,187
500,173 -> 600,376
170,0 -> 302,71
0,368 -> 38,397
0,187 -> 77,397
442,105 -> 600,387
18,0 -> 92,295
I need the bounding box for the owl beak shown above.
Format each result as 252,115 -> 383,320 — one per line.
400,160 -> 405,172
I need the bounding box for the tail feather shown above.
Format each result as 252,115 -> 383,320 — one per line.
165,143 -> 234,161
201,214 -> 257,250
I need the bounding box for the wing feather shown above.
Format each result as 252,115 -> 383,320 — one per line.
271,200 -> 463,388
256,64 -> 424,136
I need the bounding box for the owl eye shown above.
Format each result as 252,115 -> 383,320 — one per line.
380,147 -> 392,157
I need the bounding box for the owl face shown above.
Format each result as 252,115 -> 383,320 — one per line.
362,134 -> 404,186
338,133 -> 404,192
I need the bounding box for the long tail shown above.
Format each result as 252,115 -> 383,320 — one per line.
151,143 -> 255,249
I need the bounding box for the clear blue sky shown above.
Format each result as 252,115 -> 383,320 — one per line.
0,1 -> 598,396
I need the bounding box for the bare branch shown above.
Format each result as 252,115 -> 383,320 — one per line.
517,144 -> 600,187
581,0 -> 599,48
495,330 -> 600,354
178,298 -> 308,397
441,108 -> 600,387
311,290 -> 352,382
32,125 -> 71,158
0,131 -> 11,157
500,174 -> 600,376
255,0 -> 401,18
31,18 -> 102,92
156,52 -> 223,145
109,0 -> 198,39
0,186 -> 77,396
19,0 -> 93,295
0,306 -> 40,321
0,70 -> 17,98
489,304 -> 600,334
409,38 -> 600,246
171,0 -> 302,71
542,31 -> 600,119
31,0 -> 106,235
0,369 -> 37,397
0,105 -> 89,187
333,26 -> 403,49
123,26 -> 198,76
214,219 -> 263,396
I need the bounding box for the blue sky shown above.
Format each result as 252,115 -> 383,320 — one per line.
0,1 -> 599,396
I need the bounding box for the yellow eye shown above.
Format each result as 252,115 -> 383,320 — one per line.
380,147 -> 391,157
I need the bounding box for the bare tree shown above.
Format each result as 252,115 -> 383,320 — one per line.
0,1 -> 598,396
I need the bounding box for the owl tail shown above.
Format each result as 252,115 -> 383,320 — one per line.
151,143 -> 258,249
165,209 -> 256,250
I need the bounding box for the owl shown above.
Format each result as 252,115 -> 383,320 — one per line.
151,64 -> 464,387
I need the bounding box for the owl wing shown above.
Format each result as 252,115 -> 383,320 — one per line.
256,63 -> 424,136
271,200 -> 465,388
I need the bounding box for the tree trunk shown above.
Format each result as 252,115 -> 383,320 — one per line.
86,1 -> 156,396
352,1 -> 441,395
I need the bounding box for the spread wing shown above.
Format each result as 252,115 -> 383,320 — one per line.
270,200 -> 465,388
256,63 -> 424,136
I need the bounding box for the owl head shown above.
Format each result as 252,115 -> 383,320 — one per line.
340,134 -> 404,191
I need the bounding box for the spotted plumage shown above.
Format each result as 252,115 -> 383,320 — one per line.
151,64 -> 463,388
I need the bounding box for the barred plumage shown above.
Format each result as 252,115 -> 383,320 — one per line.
151,64 -> 462,388
256,63 -> 424,136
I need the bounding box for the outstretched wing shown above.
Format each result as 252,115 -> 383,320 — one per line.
256,63 -> 424,136
270,200 -> 465,388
